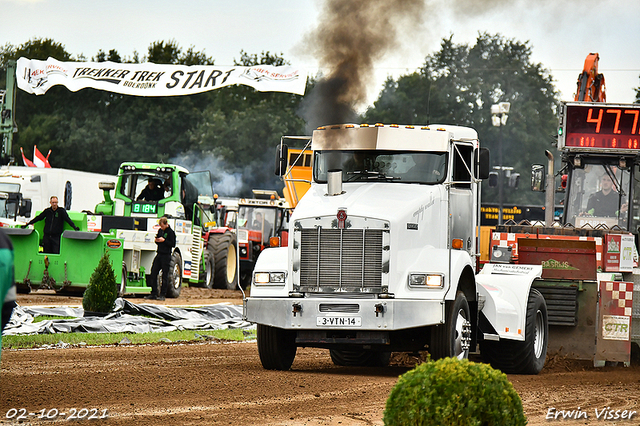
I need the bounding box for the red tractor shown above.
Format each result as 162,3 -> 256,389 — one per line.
222,190 -> 291,287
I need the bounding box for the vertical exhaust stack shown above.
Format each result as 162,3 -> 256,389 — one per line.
544,150 -> 554,226
327,170 -> 343,196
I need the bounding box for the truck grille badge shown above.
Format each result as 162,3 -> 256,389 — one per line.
337,209 -> 347,229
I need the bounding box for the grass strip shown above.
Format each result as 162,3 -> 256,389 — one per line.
33,316 -> 77,323
3,328 -> 256,349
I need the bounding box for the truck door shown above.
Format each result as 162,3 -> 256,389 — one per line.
450,142 -> 475,256
182,171 -> 214,223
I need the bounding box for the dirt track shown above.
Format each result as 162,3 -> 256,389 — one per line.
2,288 -> 640,425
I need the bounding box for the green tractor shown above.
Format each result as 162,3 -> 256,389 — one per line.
8,162 -> 238,296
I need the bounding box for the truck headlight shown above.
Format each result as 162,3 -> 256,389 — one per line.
409,273 -> 444,288
254,271 -> 286,285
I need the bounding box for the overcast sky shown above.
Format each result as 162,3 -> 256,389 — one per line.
3,0 -> 639,111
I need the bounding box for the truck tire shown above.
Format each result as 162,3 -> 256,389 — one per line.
256,324 -> 297,370
164,252 -> 183,299
480,288 -> 548,374
210,231 -> 238,290
199,249 -> 215,289
329,350 -> 391,367
430,291 -> 472,360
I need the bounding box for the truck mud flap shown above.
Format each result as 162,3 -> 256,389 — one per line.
533,284 -> 579,326
536,281 -> 598,360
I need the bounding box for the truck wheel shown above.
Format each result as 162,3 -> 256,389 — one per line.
200,249 -> 215,289
430,291 -> 471,360
329,350 -> 391,367
164,252 -> 183,299
210,231 -> 238,290
256,324 -> 296,370
118,263 -> 127,297
480,288 -> 548,374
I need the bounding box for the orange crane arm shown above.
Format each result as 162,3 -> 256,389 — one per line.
575,53 -> 606,102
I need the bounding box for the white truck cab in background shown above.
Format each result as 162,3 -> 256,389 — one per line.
0,166 -> 116,226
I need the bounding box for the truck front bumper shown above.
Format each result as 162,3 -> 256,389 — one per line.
245,297 -> 444,331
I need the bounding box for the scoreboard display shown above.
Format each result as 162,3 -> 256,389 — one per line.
559,102 -> 640,151
131,201 -> 157,214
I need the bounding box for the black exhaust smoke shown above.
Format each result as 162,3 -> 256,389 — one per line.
299,0 -> 426,133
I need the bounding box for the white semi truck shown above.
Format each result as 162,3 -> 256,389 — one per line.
245,123 -> 549,374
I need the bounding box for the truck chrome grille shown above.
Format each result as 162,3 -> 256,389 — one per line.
299,228 -> 383,292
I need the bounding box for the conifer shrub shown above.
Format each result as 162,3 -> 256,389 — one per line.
383,357 -> 526,426
82,252 -> 118,314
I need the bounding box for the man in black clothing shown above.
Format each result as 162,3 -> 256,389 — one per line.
586,174 -> 628,217
22,196 -> 79,254
145,217 -> 177,301
137,179 -> 164,201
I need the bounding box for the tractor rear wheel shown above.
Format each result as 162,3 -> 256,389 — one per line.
199,249 -> 215,289
210,231 -> 238,290
164,252 -> 183,298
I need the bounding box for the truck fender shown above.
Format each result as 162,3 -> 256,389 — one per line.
207,227 -> 231,235
249,246 -> 290,298
475,264 -> 542,342
446,250 -> 476,301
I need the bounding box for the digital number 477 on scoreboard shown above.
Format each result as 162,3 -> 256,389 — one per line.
560,102 -> 640,150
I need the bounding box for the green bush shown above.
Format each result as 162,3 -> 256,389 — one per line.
82,252 -> 118,313
383,358 -> 526,426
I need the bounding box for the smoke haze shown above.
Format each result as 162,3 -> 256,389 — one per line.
170,150 -> 283,198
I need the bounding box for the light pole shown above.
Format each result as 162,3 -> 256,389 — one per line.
491,102 -> 510,225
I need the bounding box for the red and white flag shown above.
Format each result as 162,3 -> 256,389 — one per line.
20,147 -> 36,167
33,146 -> 51,168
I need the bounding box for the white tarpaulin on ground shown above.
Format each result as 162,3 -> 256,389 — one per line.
16,57 -> 307,96
2,299 -> 254,336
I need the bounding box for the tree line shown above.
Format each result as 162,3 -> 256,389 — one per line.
0,34 -> 599,204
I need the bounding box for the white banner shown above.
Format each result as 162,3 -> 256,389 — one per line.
16,57 -> 307,97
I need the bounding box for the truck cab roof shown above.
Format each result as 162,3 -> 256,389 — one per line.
118,162 -> 189,175
311,124 -> 478,152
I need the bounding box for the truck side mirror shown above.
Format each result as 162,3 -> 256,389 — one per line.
476,147 -> 490,180
531,164 -> 545,192
275,144 -> 289,177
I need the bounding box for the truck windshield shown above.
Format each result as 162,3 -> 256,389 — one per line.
564,163 -> 630,230
0,183 -> 20,192
0,194 -> 18,220
120,173 -> 171,201
237,206 -> 277,243
313,150 -> 447,184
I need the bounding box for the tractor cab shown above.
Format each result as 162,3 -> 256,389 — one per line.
96,162 -> 216,225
